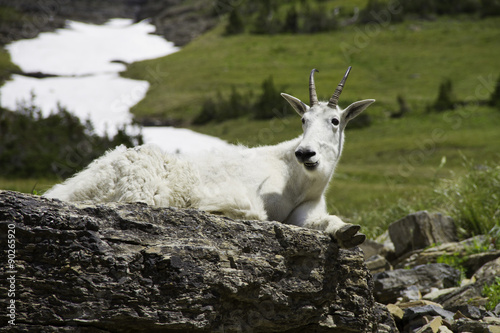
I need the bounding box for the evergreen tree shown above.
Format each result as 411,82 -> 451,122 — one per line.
431,79 -> 456,112
0,101 -> 142,179
489,74 -> 500,109
225,9 -> 244,35
283,6 -> 299,33
254,76 -> 284,119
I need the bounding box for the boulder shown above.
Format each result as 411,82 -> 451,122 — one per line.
452,318 -> 500,333
388,211 -> 458,259
403,305 -> 455,322
394,236 -> 500,278
0,190 -> 390,332
435,275 -> 497,309
472,254 -> 500,280
373,263 -> 461,304
365,254 -> 392,273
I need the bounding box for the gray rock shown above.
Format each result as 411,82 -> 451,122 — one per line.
400,285 -> 422,302
0,190 -> 388,332
435,275 -> 497,309
138,0 -> 217,47
365,254 -> 392,273
373,263 -> 461,304
403,304 -> 455,321
447,304 -> 483,320
388,211 -> 458,259
452,318 -> 500,333
0,0 -> 215,47
474,256 -> 500,281
0,0 -> 139,44
360,239 -> 386,259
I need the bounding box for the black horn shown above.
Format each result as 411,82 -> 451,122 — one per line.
327,66 -> 352,109
309,69 -> 319,106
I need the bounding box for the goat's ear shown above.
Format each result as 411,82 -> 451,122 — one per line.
281,93 -> 309,116
343,99 -> 375,123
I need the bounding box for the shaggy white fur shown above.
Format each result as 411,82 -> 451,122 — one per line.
45,68 -> 375,248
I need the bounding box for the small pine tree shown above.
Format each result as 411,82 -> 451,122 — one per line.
283,6 -> 299,33
193,97 -> 219,125
253,76 -> 284,119
489,74 -> 500,109
225,9 -> 245,35
431,79 -> 456,112
481,0 -> 500,17
391,94 -> 411,118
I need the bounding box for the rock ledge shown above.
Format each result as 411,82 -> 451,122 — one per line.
0,191 -> 391,332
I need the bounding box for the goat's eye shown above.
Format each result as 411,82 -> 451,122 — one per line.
331,118 -> 340,126
301,118 -> 305,125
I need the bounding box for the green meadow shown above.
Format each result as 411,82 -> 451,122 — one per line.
122,16 -> 500,236
2,4 -> 499,237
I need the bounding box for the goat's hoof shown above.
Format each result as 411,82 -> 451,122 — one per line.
335,224 -> 365,249
339,233 -> 366,248
335,224 -> 361,241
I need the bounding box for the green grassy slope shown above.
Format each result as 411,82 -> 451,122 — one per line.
1,10 -> 499,237
122,17 -> 500,236
124,18 -> 500,122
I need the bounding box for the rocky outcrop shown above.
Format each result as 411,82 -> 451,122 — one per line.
0,0 -> 216,46
136,0 -> 218,47
0,190 -> 392,332
361,211 -> 500,333
373,264 -> 461,304
0,0 -> 140,45
388,211 -> 458,259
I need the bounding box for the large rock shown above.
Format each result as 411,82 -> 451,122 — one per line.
0,190 -> 390,332
137,0 -> 217,47
373,263 -> 461,304
0,0 -> 139,45
389,211 -> 458,259
0,0 -> 214,47
435,274 -> 498,309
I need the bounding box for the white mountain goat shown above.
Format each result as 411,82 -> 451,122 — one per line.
44,67 -> 375,248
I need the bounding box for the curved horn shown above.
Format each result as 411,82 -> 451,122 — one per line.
309,68 -> 319,106
327,66 -> 352,109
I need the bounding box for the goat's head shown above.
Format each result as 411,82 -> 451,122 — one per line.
281,67 -> 375,173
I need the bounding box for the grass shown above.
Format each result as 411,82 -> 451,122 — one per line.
0,178 -> 57,195
123,18 -> 500,122
0,46 -> 19,85
483,277 -> 500,311
121,16 -> 500,237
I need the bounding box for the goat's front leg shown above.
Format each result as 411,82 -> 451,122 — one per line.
285,198 -> 365,248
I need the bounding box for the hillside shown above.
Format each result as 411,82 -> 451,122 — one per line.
122,13 -> 500,235
1,0 -> 499,236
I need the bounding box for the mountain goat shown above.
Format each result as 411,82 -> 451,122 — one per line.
44,67 -> 375,248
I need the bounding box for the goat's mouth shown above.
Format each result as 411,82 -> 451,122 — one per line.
303,161 -> 319,170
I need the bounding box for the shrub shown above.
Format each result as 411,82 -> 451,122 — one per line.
253,75 -> 287,119
283,6 -> 299,33
489,74 -> 500,109
482,277 -> 500,311
360,0 -> 404,24
300,4 -> 339,33
481,0 -> 500,17
194,76 -> 290,124
391,94 -> 411,118
225,9 -> 245,35
193,87 -> 250,124
0,99 -> 142,179
430,79 -> 456,112
434,159 -> 500,237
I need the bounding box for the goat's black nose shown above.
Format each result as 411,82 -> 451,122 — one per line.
295,149 -> 316,162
